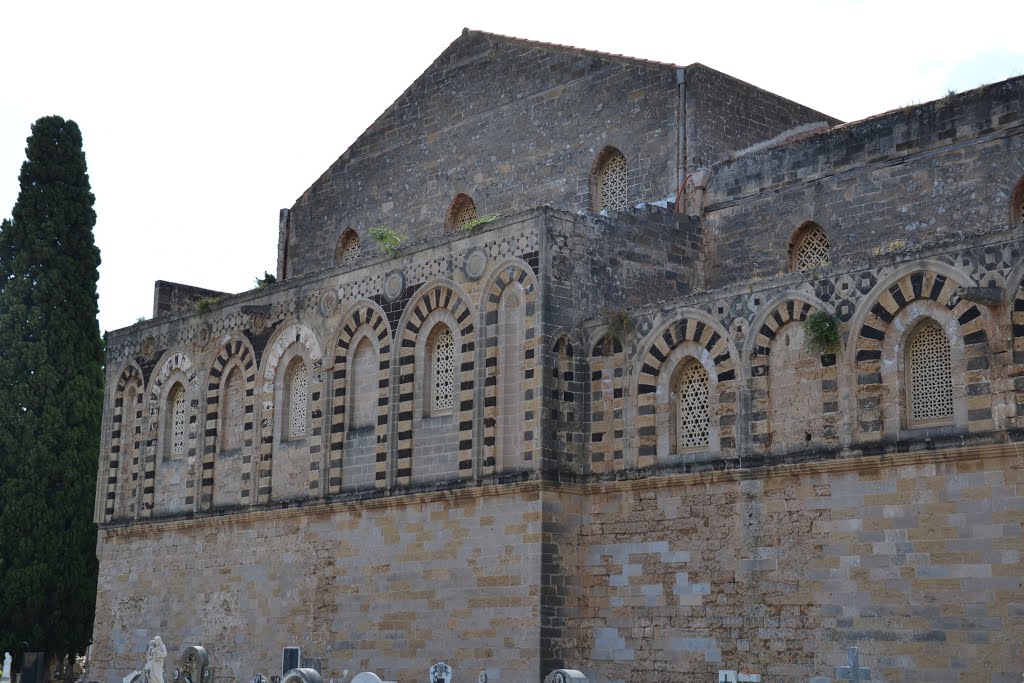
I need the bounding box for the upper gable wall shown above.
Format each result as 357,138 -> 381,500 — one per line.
282,32 -> 683,278
684,64 -> 840,168
700,76 -> 1024,288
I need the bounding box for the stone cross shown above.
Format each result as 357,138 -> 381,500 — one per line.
836,646 -> 871,683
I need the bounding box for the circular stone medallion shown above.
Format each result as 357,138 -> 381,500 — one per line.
196,323 -> 211,349
383,270 -> 405,302
319,288 -> 338,317
141,336 -> 157,360
462,246 -> 488,281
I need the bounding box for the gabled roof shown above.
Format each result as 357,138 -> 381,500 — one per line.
296,29 -> 684,203
463,28 -> 684,71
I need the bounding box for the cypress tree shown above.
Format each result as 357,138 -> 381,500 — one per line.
0,117 -> 103,667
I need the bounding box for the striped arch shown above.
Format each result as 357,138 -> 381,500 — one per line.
143,351 -> 199,516
589,334 -> 625,474
202,338 -> 257,509
550,334 -> 579,469
257,322 -> 324,504
396,282 -> 475,486
329,302 -> 392,493
480,260 -> 539,476
853,269 -> 990,440
104,362 -> 144,522
636,314 -> 737,468
1010,272 -> 1024,424
748,297 -> 840,453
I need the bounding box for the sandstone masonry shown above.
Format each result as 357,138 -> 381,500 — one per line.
92,30 -> 1024,683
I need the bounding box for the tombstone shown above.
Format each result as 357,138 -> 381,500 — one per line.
428,663 -> 452,683
2,653 -> 12,683
718,672 -> 761,683
836,646 -> 871,683
282,649 -> 301,677
350,674 -> 382,683
281,669 -> 322,683
20,653 -> 45,683
171,646 -> 210,683
542,670 -> 588,683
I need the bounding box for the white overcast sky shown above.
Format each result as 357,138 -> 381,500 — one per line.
2,0 -> 1023,334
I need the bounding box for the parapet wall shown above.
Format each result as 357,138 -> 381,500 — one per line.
701,76 -> 1024,289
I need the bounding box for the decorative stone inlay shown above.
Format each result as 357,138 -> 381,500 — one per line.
319,289 -> 338,317
462,246 -> 488,281
383,270 -> 405,302
142,336 -> 157,360
196,323 -> 211,349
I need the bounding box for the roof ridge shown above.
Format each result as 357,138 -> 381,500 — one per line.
463,28 -> 684,70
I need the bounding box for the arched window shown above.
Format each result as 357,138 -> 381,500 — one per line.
906,320 -> 953,424
1011,177 -> 1024,225
446,194 -> 477,232
349,336 -> 377,430
334,229 -> 362,266
167,383 -> 187,458
675,359 -> 710,450
430,326 -> 455,412
790,223 -> 830,272
594,148 -> 628,212
220,366 -> 245,450
286,358 -> 309,439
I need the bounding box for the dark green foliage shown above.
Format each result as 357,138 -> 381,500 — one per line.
0,117 -> 103,663
804,309 -> 841,354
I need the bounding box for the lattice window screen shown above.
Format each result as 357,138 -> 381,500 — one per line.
289,360 -> 309,438
676,360 -> 710,449
908,321 -> 953,422
454,199 -> 477,229
433,328 -> 455,411
171,386 -> 187,456
335,232 -> 362,265
598,151 -> 628,212
795,228 -> 830,271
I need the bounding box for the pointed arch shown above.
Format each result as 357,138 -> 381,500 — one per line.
329,301 -> 392,494
144,350 -> 199,517
203,337 -> 257,510
747,296 -> 841,454
445,193 -> 478,232
550,333 -> 579,470
396,280 -> 476,486
852,268 -> 991,442
1011,176 -> 1024,225
635,312 -> 738,466
589,333 -> 625,474
788,221 -> 830,272
479,259 -> 540,475
104,362 -> 144,522
591,146 -> 628,212
334,228 -> 362,266
258,322 -> 324,503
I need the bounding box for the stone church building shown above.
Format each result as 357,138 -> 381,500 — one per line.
91,30 -> 1024,682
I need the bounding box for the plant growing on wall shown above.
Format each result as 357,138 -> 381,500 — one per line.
368,226 -> 406,257
255,271 -> 277,288
804,309 -> 841,354
601,306 -> 635,351
195,296 -> 222,314
463,214 -> 500,231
